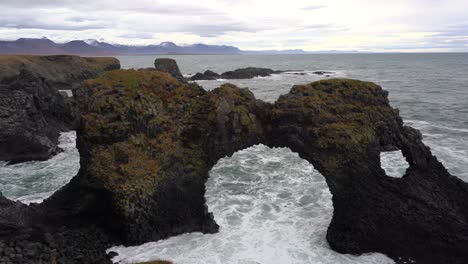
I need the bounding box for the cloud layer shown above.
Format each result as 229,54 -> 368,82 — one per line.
0,0 -> 467,51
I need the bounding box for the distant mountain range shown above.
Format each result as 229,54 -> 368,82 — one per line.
0,38 -> 319,56
0,38 -> 243,56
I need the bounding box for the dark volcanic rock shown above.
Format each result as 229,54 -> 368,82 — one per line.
312,71 -> 333,75
190,70 -> 220,80
190,67 -> 282,80
267,80 -> 468,264
1,73 -> 468,264
202,70 -> 220,78
0,55 -> 120,90
154,58 -> 185,81
0,55 -> 120,163
221,67 -> 280,79
0,70 -> 73,163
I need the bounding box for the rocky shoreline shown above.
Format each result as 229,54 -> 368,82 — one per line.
0,58 -> 468,264
0,55 -> 120,164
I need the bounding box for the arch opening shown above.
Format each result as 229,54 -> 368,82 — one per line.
109,145 -> 394,264
380,150 -> 409,178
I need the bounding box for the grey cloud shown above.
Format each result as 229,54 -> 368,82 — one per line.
66,17 -> 95,23
120,32 -> 155,39
0,0 -> 220,16
181,23 -> 259,37
413,23 -> 468,50
431,23 -> 468,37
300,5 -> 326,11
363,39 -> 468,51
299,24 -> 349,33
0,12 -> 110,31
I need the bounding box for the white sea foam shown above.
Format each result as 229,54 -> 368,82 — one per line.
0,131 -> 79,203
109,145 -> 394,264
405,119 -> 468,133
403,119 -> 468,180
380,151 -> 408,178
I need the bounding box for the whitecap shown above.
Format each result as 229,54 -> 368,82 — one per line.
0,131 -> 79,203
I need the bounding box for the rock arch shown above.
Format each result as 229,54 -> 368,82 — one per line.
1,70 -> 468,264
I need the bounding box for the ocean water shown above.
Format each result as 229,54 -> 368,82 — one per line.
0,131 -> 79,204
2,54 -> 468,264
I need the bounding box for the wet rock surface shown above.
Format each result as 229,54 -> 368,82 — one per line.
0,55 -> 120,164
190,70 -> 220,80
1,71 -> 467,264
0,70 -> 73,163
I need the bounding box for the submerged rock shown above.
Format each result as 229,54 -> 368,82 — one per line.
1,72 -> 468,264
312,71 -> 333,75
0,55 -> 120,163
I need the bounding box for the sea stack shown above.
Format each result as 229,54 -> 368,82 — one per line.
154,58 -> 185,81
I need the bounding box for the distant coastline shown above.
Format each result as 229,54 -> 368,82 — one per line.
0,37 -> 362,56
2,38 -> 466,56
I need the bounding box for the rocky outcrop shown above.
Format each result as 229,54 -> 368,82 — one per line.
190,67 -> 283,80
219,67 -> 280,79
0,70 -> 73,163
0,55 -> 120,163
1,72 -> 468,264
267,80 -> 468,264
154,58 -> 185,81
190,70 -> 220,80
0,55 -> 120,90
312,71 -> 333,75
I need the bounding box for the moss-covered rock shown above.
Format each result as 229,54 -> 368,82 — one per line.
0,55 -> 120,163
0,55 -> 120,90
2,72 -> 468,264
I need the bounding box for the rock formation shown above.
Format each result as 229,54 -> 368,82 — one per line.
0,55 -> 120,90
0,55 -> 120,163
190,70 -> 220,80
153,58 -> 185,81
0,70 -> 73,163
1,70 -> 467,264
190,67 -> 283,80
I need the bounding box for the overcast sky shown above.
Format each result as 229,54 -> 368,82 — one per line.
0,0 -> 467,52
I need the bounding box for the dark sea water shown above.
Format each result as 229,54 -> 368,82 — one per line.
1,54 -> 467,264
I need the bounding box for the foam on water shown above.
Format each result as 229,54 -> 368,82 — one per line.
109,145 -> 394,264
0,131 -> 79,204
405,120 -> 468,180
381,151 -> 408,178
